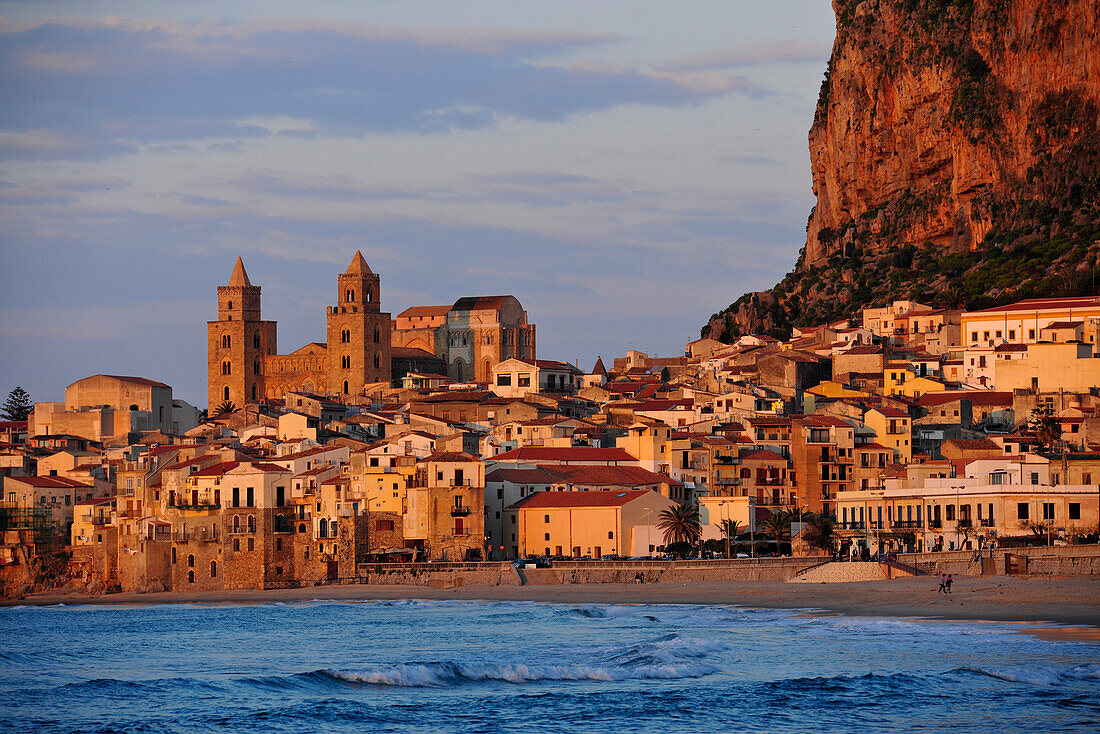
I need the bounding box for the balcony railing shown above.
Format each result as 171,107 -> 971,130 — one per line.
169,502 -> 220,512
928,520 -> 942,529
714,477 -> 741,486
450,506 -> 472,517
756,477 -> 784,486
892,520 -> 921,529
979,519 -> 994,528
173,528 -> 219,542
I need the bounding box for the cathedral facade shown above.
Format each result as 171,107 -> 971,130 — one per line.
207,252 -> 391,408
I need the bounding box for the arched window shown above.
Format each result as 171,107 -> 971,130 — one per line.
188,570 -> 195,584
187,554 -> 195,568
251,384 -> 257,401
227,300 -> 233,310
233,515 -> 240,532
319,518 -> 328,537
373,352 -> 380,369
373,327 -> 380,343
343,380 -> 349,394
298,523 -> 306,534
253,360 -> 261,376
248,515 -> 256,533
346,289 -> 354,302
222,361 -> 232,376
341,355 -> 350,369
223,386 -> 230,401
366,289 -> 373,302
254,331 -> 261,348
210,560 -> 217,578
222,334 -> 231,348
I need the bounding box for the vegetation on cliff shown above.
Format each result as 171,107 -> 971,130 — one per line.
704,0 -> 1100,342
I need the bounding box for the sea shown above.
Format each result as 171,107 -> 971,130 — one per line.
1,599 -> 1098,733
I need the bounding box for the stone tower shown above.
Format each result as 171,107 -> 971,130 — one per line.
326,251 -> 392,395
207,258 -> 277,410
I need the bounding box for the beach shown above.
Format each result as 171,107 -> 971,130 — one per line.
9,575 -> 1100,634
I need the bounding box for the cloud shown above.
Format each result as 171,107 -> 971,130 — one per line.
0,19 -> 751,161
660,40 -> 830,72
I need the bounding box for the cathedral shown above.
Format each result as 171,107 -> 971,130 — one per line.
207,252 -> 391,408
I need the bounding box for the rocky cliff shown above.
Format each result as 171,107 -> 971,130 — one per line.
705,0 -> 1100,341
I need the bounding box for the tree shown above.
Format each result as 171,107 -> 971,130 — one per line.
213,401 -> 238,417
1,386 -> 32,421
800,513 -> 835,555
658,504 -> 702,548
760,509 -> 792,554
716,519 -> 742,558
1026,407 -> 1061,451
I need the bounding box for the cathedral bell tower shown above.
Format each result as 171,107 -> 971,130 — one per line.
207,257 -> 277,410
326,250 -> 392,395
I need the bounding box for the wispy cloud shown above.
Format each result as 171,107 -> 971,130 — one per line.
0,19 -> 756,161
660,40 -> 830,72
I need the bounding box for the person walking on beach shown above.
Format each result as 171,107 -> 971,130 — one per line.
945,573 -> 953,594
937,573 -> 947,594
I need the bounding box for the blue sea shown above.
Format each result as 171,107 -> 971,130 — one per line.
1,600 -> 1098,733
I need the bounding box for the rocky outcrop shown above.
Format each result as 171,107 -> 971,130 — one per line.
705,0 -> 1100,340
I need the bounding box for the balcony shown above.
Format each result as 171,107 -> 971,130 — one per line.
958,518 -> 973,528
714,456 -> 741,465
169,502 -> 220,512
757,477 -> 784,486
928,520 -> 942,529
450,505 -> 472,517
892,521 -> 921,529
979,519 -> 994,528
172,527 -> 219,542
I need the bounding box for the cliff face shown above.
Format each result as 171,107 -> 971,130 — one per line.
705,0 -> 1100,341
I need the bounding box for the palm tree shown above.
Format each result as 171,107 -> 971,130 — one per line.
716,519 -> 742,558
658,504 -> 702,548
760,509 -> 791,555
213,401 -> 238,417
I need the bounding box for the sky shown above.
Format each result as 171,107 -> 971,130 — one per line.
0,1 -> 836,408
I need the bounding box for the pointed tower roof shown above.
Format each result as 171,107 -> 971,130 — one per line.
344,250 -> 373,276
591,356 -> 607,375
227,257 -> 252,287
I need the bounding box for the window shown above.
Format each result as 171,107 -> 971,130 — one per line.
246,487 -> 254,507
373,327 -> 380,343
222,361 -> 232,375
342,355 -> 350,369
1084,473 -> 1092,485
544,532 -> 551,541
983,331 -> 990,341
544,514 -> 551,523
248,515 -> 256,533
1042,502 -> 1055,521
343,380 -> 349,394
608,531 -> 614,539
374,352 -> 381,369
1029,329 -> 1035,339
346,289 -> 355,302
945,505 -> 955,521
1069,503 -> 1081,520
276,538 -> 283,551
497,374 -> 512,386
518,373 -> 531,387
233,538 -> 240,551
1030,472 -> 1039,486
171,547 -> 176,563
1017,503 -> 1029,520
1008,330 -> 1015,340
995,330 -> 1001,339
254,360 -> 261,376
222,334 -> 231,348
187,554 -> 195,568
971,331 -> 978,342
254,332 -> 261,348
248,537 -> 254,551
210,561 -> 217,578
232,488 -> 240,508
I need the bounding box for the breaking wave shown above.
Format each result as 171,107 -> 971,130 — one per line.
960,663 -> 1100,687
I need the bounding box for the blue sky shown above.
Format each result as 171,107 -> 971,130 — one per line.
0,1 -> 835,408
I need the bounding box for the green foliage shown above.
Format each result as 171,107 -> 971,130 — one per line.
658,504 -> 702,547
1,386 -> 32,421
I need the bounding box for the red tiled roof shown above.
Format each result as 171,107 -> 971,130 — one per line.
491,447 -> 637,463
542,465 -> 680,488
486,468 -> 560,485
870,406 -> 909,418
916,391 -> 1013,407
161,456 -> 212,472
965,296 -> 1100,315
422,451 -> 480,463
189,461 -> 240,477
507,488 -> 651,510
246,462 -> 293,473
396,305 -> 451,319
11,476 -> 91,488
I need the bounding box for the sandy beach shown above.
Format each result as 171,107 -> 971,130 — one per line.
8,576 -> 1100,637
